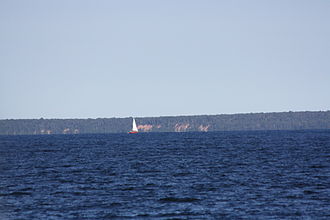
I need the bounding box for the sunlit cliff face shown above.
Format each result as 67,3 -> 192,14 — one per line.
198,125 -> 210,132
174,123 -> 190,132
63,128 -> 79,134
137,124 -> 153,132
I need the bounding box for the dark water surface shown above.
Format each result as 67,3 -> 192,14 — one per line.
0,130 -> 330,219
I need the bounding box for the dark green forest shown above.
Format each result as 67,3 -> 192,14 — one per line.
0,111 -> 329,135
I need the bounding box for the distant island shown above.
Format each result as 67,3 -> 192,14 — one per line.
0,111 -> 329,135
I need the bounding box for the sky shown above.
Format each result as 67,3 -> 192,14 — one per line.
0,0 -> 329,119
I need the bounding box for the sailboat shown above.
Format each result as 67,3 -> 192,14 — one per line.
129,118 -> 138,134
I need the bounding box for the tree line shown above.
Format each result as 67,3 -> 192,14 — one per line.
0,111 -> 329,135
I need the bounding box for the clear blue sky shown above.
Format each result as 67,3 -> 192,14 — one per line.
0,0 -> 329,119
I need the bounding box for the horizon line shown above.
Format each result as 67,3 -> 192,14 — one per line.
1,110 -> 329,120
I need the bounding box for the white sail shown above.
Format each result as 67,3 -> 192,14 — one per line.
132,118 -> 138,132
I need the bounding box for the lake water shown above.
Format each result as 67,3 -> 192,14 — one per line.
0,130 -> 329,219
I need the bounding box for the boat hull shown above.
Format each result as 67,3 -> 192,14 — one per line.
128,131 -> 138,134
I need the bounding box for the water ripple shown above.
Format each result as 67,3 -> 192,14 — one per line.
0,130 -> 329,219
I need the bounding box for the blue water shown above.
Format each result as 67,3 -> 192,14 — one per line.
0,130 -> 329,219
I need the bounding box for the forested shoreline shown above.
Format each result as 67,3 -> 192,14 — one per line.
0,111 -> 329,135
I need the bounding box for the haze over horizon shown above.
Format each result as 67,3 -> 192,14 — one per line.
1,0 -> 329,119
